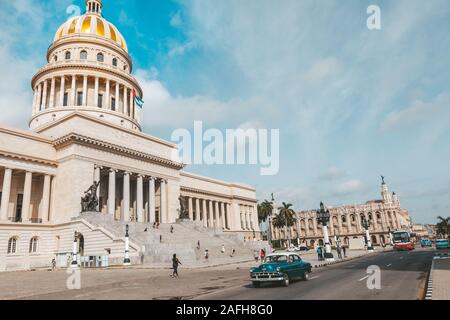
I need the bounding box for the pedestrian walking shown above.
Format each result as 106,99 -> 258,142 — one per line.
170,254 -> 182,279
160,235 -> 163,243
51,258 -> 56,271
343,245 -> 347,258
317,246 -> 323,261
337,246 -> 343,260
170,226 -> 174,233
204,249 -> 209,260
230,248 -> 236,258
254,250 -> 259,263
260,249 -> 266,262
221,245 -> 226,254
197,240 -> 201,250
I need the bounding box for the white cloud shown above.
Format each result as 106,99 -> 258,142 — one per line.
170,12 -> 183,28
318,167 -> 346,181
304,57 -> 341,86
381,100 -> 438,131
333,180 -> 364,196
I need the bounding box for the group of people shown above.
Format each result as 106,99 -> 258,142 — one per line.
253,249 -> 267,263
316,244 -> 347,261
152,222 -> 161,229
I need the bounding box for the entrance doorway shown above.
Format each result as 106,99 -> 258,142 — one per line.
15,194 -> 23,222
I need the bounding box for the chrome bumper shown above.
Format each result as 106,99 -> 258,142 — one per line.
251,273 -> 284,282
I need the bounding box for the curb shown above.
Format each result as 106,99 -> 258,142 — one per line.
313,254 -> 366,268
425,258 -> 435,301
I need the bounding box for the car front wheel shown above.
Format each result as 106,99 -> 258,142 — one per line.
282,274 -> 290,287
302,271 -> 310,281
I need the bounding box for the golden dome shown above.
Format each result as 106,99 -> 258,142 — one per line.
53,14 -> 128,53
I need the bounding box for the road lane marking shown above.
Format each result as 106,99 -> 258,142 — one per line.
309,276 -> 320,280
358,275 -> 370,282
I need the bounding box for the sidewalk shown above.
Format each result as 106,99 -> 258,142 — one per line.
427,253 -> 450,300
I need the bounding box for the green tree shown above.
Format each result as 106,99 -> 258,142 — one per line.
272,202 -> 297,247
257,200 -> 273,223
436,216 -> 450,238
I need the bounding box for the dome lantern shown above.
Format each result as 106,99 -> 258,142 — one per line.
86,0 -> 103,16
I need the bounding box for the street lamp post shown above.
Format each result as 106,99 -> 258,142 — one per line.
362,218 -> 374,252
124,224 -> 131,266
316,202 -> 335,262
71,231 -> 78,268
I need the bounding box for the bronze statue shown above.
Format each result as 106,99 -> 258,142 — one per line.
381,175 -> 385,184
81,181 -> 100,212
178,195 -> 189,219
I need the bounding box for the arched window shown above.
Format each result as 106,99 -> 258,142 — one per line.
341,216 -> 347,223
54,55 -> 58,62
97,53 -> 104,62
80,50 -> 87,60
368,213 -> 373,220
351,214 -> 356,222
65,51 -> 71,60
112,58 -> 117,67
29,237 -> 38,253
7,237 -> 18,254
376,213 -> 381,220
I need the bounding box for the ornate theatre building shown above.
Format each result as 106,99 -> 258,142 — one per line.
0,0 -> 262,272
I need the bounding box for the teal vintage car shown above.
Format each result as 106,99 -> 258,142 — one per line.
250,253 -> 312,287
436,238 -> 449,249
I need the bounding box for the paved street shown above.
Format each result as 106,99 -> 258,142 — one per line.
0,248 -> 446,300
196,248 -> 444,300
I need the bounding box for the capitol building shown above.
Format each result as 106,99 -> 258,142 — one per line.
0,0 -> 262,272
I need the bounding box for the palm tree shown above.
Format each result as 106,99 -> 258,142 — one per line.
273,202 -> 297,248
257,200 -> 273,223
436,216 -> 450,238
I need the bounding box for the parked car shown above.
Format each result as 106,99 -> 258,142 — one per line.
420,239 -> 433,247
250,253 -> 312,287
435,238 -> 449,250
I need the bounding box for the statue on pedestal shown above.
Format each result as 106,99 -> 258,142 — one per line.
178,195 -> 189,219
81,181 -> 100,213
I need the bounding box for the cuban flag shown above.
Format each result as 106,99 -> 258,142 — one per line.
133,90 -> 144,109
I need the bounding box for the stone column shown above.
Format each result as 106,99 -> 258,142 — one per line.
49,77 -> 56,108
136,175 -> 143,222
214,201 -> 220,228
252,204 -> 259,231
123,86 -> 128,116
59,76 -> 65,107
347,212 -> 353,234
32,86 -> 38,114
123,172 -> 130,222
105,79 -> 110,109
380,212 -> 388,232
94,166 -> 101,211
82,75 -> 88,106
41,79 -> 48,110
129,88 -> 133,117
226,203 -> 232,230
36,83 -> 42,112
160,179 -> 167,223
94,77 -> 99,107
71,75 -> 77,106
202,199 -> 207,228
0,168 -> 13,221
107,169 -> 116,216
208,200 -> 214,228
195,198 -> 200,222
40,175 -> 51,223
188,197 -> 193,221
115,82 -> 120,111
22,171 -> 33,222
221,202 -> 226,229
148,178 -> 156,223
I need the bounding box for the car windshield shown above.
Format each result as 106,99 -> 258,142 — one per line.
264,255 -> 288,263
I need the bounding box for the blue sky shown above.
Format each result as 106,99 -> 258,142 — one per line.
0,0 -> 449,224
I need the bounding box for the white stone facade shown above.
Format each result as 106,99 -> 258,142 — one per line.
0,0 -> 259,272
271,180 -> 412,248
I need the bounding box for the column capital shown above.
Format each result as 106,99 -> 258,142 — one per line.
109,168 -> 118,173
94,165 -> 104,170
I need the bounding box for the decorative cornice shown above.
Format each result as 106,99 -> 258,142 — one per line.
180,186 -> 257,204
0,149 -> 58,167
31,63 -> 142,97
53,133 -> 184,170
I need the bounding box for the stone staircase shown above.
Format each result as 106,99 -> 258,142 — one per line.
80,212 -> 269,268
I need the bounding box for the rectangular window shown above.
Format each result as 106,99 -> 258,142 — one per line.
15,194 -> 23,223
98,94 -> 103,108
111,97 -> 116,111
77,92 -> 83,106
63,93 -> 68,106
